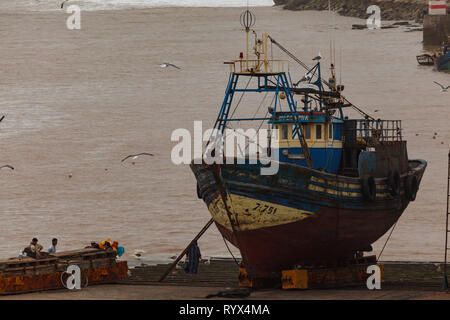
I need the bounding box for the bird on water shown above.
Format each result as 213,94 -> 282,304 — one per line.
160,62 -> 181,70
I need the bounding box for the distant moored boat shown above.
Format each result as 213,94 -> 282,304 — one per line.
416,53 -> 434,66
435,43 -> 450,71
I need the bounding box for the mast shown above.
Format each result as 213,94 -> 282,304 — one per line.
213,10 -> 314,169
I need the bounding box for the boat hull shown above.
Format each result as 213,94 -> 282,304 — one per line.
416,54 -> 434,66
435,52 -> 450,71
191,158 -> 427,277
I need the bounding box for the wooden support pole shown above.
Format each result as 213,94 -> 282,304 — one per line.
158,218 -> 214,282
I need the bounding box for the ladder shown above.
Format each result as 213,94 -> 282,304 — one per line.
443,151 -> 450,290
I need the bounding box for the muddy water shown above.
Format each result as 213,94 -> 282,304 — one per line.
0,5 -> 448,262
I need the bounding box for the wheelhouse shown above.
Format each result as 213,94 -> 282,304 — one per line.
273,111 -> 343,173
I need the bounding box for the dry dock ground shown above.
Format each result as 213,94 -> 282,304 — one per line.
2,260 -> 450,300
1,283 -> 450,300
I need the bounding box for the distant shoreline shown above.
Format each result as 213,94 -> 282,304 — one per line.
273,0 -> 428,22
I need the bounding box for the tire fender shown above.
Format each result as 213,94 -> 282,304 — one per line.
196,183 -> 202,199
387,170 -> 401,196
405,175 -> 418,201
361,176 -> 376,202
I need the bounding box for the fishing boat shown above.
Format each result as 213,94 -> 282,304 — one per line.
190,13 -> 427,278
435,43 -> 450,71
416,53 -> 434,66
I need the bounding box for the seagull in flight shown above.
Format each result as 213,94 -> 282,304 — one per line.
60,0 -> 69,9
0,165 -> 14,170
434,81 -> 449,92
160,62 -> 181,70
121,153 -> 154,163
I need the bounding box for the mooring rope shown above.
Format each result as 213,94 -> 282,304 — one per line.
377,221 -> 398,262
222,236 -> 240,267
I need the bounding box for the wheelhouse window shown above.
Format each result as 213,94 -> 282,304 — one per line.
316,124 -> 322,140
329,123 -> 333,140
281,124 -> 288,140
304,124 -> 311,139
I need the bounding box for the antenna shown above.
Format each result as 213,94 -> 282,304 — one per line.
340,47 -> 342,86
328,0 -> 332,64
240,9 -> 256,72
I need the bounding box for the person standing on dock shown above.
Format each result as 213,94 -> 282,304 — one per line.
48,238 -> 58,254
185,241 -> 202,274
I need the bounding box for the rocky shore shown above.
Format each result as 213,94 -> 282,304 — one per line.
273,0 -> 428,22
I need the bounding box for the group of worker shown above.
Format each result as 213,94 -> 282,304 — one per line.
21,238 -> 57,259
20,237 -> 124,259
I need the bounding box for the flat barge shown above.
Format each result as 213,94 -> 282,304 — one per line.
0,248 -> 128,295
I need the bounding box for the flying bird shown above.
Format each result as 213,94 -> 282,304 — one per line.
0,165 -> 14,170
433,81 -> 449,92
160,62 -> 181,70
121,153 -> 154,163
60,0 -> 69,9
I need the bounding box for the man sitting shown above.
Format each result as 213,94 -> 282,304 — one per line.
23,238 -> 43,259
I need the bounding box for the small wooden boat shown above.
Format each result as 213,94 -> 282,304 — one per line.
416,53 -> 434,66
0,248 -> 128,295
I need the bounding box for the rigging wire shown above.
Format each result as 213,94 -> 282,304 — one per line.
268,35 -> 375,121
250,90 -> 269,120
222,236 -> 241,267
377,221 -> 398,262
229,75 -> 253,120
244,91 -> 276,153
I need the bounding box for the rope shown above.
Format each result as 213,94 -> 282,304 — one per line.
244,92 -> 275,153
268,35 -> 375,120
250,90 -> 269,120
229,75 -> 253,119
222,236 -> 240,267
377,221 -> 397,262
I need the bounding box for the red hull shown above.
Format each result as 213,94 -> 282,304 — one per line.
216,204 -> 403,277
